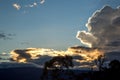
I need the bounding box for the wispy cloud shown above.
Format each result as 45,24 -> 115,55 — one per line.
27,2 -> 37,8
13,3 -> 21,10
40,0 -> 45,4
0,32 -> 14,40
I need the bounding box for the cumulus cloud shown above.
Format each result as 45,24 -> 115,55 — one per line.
13,3 -> 21,10
76,6 -> 120,52
76,31 -> 98,47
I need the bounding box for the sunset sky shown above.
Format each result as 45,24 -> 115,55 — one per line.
0,0 -> 120,54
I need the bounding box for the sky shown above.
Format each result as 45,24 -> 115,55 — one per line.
0,0 -> 120,54
0,0 -> 120,70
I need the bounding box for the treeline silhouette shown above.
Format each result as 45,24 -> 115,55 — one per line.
41,55 -> 73,80
0,55 -> 120,80
41,55 -> 120,80
91,59 -> 120,80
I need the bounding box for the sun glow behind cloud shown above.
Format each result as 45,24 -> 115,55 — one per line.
67,46 -> 104,62
10,46 -> 104,69
1,5 -> 120,70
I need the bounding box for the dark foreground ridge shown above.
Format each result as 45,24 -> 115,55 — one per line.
0,67 -> 42,80
0,66 -> 120,80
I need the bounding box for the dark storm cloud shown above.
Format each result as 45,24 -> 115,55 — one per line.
76,6 -> 120,52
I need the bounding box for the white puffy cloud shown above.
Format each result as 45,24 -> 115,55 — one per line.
77,6 -> 120,52
13,3 -> 21,10
76,31 -> 97,47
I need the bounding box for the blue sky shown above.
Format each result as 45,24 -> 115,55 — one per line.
0,0 -> 120,53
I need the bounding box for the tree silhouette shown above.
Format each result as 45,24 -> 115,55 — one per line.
94,55 -> 106,71
41,55 -> 73,80
109,59 -> 120,71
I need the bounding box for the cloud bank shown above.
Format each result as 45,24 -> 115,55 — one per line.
76,6 -> 120,52
10,48 -> 63,63
10,46 -> 103,69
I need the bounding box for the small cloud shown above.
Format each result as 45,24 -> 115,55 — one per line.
40,0 -> 45,4
28,2 -> 37,8
33,2 -> 37,6
13,3 -> 21,10
0,32 -> 14,40
13,1 -> 45,10
0,33 -> 7,39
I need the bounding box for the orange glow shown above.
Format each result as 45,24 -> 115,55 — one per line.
67,47 -> 104,62
10,48 -> 67,63
10,50 -> 19,61
18,58 -> 27,63
10,47 -> 104,64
